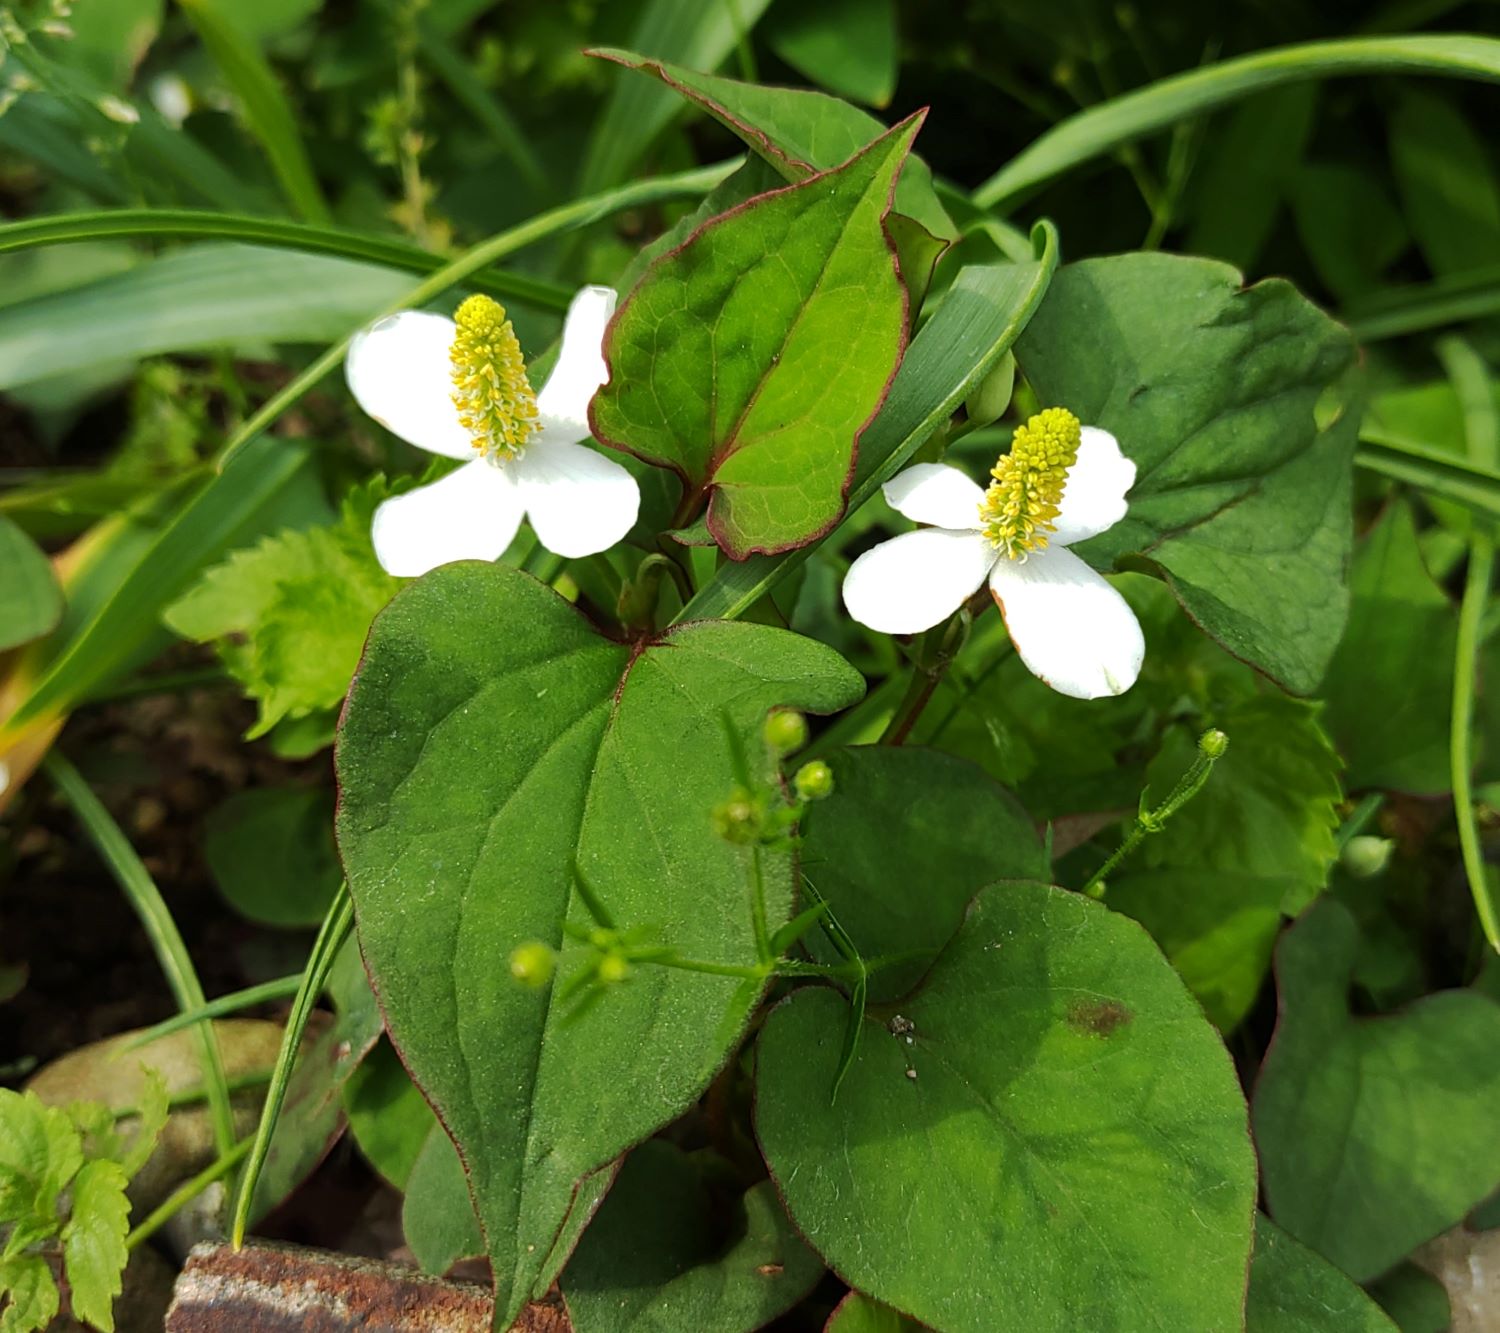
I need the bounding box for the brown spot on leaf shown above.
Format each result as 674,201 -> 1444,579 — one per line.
1066,998 -> 1132,1037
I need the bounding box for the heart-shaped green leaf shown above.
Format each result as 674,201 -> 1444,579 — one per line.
1252,898 -> 1500,1280
561,1139 -> 823,1331
1319,500 -> 1457,795
1014,253 -> 1358,692
800,745 -> 1047,999
591,118 -> 919,560
755,881 -> 1257,1332
1247,1215 -> 1398,1333
336,563 -> 862,1327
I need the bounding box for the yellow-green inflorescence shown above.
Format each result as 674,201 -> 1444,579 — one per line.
978,406 -> 1081,560
449,294 -> 538,461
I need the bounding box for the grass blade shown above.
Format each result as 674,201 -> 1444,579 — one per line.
975,34 -> 1500,212
1355,433 -> 1500,518
230,885 -> 354,1246
1440,336 -> 1500,953
174,0 -> 331,223
42,753 -> 237,1156
0,209 -> 574,312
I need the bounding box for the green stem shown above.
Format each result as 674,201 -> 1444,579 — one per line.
214,160 -> 736,470
122,974 -> 304,1050
126,1136 -> 254,1250
42,753 -> 236,1158
1441,336 -> 1500,953
749,847 -> 772,964
1081,730 -> 1228,899
230,885 -> 354,1246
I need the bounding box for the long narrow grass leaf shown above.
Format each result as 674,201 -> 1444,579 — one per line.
42,753 -> 237,1156
230,884 -> 354,1246
1440,336 -> 1500,953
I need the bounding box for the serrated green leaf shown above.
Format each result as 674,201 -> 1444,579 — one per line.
1252,899 -> 1500,1281
799,745 -> 1047,1000
1246,1214 -> 1398,1333
754,882 -> 1257,1332
1320,501 -> 1457,795
0,517 -> 62,654
165,486 -> 401,736
1013,253 -> 1357,692
336,562 -> 862,1326
116,1069 -> 168,1180
0,1255 -> 60,1333
561,1140 -> 823,1332
592,118 -> 919,559
0,1089 -> 83,1229
61,1159 -> 130,1333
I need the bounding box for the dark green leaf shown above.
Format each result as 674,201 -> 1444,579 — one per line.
593,118 -> 918,558
1014,253 -> 1358,692
343,1041 -> 436,1191
1388,88 -> 1500,278
561,1140 -> 822,1331
755,882 -> 1257,1332
336,563 -> 862,1326
1367,1263 -> 1451,1333
764,0 -> 897,108
203,787 -> 342,929
1320,502 -> 1456,794
1247,1214 -> 1398,1332
1253,899 -> 1500,1280
800,745 -> 1047,999
401,1125 -> 483,1275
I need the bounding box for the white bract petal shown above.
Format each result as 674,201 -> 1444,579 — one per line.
1051,426 -> 1136,547
883,464 -> 987,531
371,459 -> 524,577
988,545 -> 1144,700
345,311 -> 473,460
514,440 -> 640,559
536,284 -> 617,437
843,528 -> 995,635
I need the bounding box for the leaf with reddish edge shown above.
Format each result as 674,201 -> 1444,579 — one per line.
588,48 -> 953,308
590,117 -> 920,560
335,562 -> 862,1329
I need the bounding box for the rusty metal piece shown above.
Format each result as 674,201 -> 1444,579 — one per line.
166,1241 -> 572,1333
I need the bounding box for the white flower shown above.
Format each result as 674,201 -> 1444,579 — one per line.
344,285 -> 639,577
842,407 -> 1144,700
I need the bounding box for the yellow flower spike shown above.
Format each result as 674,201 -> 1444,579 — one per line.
978,406 -> 1082,560
449,294 -> 539,461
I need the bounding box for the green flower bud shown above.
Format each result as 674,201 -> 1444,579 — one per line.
965,351 -> 1016,428
509,941 -> 555,987
1341,835 -> 1394,880
597,952 -> 630,984
1198,729 -> 1229,760
794,760 -> 835,803
763,710 -> 809,757
711,791 -> 762,844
